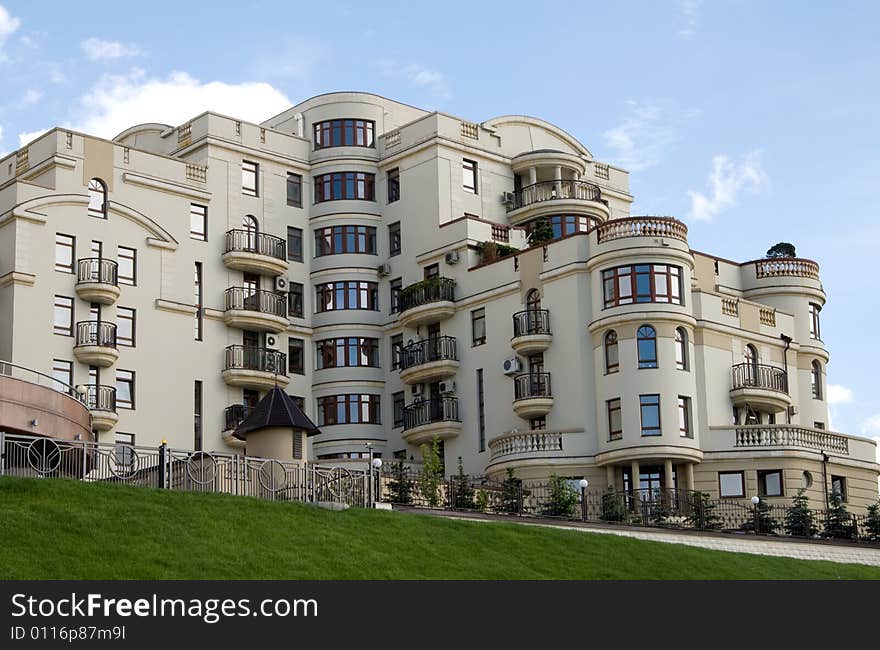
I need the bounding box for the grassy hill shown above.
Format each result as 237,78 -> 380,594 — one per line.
1,476 -> 877,579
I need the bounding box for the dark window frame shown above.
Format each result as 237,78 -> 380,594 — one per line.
55,233 -> 75,273
190,203 -> 207,241
758,469 -> 784,497
314,225 -> 377,256
286,172 -> 303,207
116,369 -> 135,410
116,306 -> 136,347
602,264 -> 683,308
315,281 -> 379,312
313,119 -> 375,150
316,394 -> 381,426
463,158 -> 478,193
288,338 -> 305,375
392,391 -> 405,428
287,227 -> 304,262
313,172 -> 375,203
117,246 -> 137,286
675,327 -> 689,371
607,398 -> 622,441
637,325 -> 658,369
315,337 -> 380,369
718,471 -> 746,498
678,395 -> 692,438
387,167 -> 400,203
53,295 -> 74,336
471,308 -> 486,346
242,160 -> 259,197
288,283 -> 304,318
809,303 -> 821,340
639,394 -> 661,436
389,222 -> 401,257
604,330 -> 619,374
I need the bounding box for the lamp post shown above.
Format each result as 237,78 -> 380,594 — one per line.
751,495 -> 760,535
365,443 -> 374,507
579,478 -> 589,522
372,457 -> 383,507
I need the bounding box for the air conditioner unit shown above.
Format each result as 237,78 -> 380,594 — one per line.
411,384 -> 424,398
265,335 -> 278,348
377,263 -> 392,277
502,357 -> 522,375
501,191 -> 515,206
444,251 -> 460,265
439,380 -> 456,394
274,276 -> 289,291
788,405 -> 798,416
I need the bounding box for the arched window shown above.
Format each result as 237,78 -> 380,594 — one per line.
242,215 -> 259,251
675,327 -> 688,371
88,178 -> 107,218
526,288 -> 542,311
637,325 -> 657,369
605,330 -> 619,373
744,344 -> 758,384
811,360 -> 823,400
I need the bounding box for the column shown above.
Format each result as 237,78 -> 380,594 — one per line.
664,459 -> 675,491
606,465 -> 616,490
553,165 -> 562,197
685,463 -> 695,491
528,166 -> 537,186
630,460 -> 640,491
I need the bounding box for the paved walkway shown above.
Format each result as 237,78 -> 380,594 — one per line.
397,507 -> 880,568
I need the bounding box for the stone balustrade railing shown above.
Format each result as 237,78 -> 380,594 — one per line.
489,430 -> 564,461
753,258 -> 820,280
734,425 -> 848,455
596,216 -> 688,243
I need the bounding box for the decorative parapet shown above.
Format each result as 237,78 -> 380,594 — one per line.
489,430 -> 564,462
753,258 -> 819,280
460,121 -> 479,139
596,216 -> 688,243
734,425 -> 848,455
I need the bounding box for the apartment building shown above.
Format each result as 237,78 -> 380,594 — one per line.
0,91 -> 876,510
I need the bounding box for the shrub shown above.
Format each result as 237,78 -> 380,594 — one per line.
864,502 -> 880,542
784,489 -> 818,538
450,457 -> 475,510
387,460 -> 412,505
417,438 -> 444,508
541,474 -> 579,518
684,491 -> 722,530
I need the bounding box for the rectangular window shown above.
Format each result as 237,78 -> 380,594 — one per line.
424,263 -> 439,280
814,421 -> 825,429
114,432 -> 135,468
53,295 -> 74,336
315,281 -> 379,312
530,417 -> 546,430
91,240 -> 103,259
678,396 -> 692,438
387,167 -> 400,203
831,475 -> 847,501
116,369 -> 135,409
55,234 -> 75,273
639,394 -> 661,436
118,247 -> 136,285
719,471 -> 745,498
391,334 -> 403,370
316,337 -> 379,369
194,380 -> 203,451
242,160 -> 258,196
288,338 -> 305,375
194,262 -> 203,341
314,225 -> 377,256
602,264 -> 682,308
389,222 -> 401,257
463,158 -> 478,193
758,469 -> 783,497
390,278 -> 402,313
809,303 -> 821,340
313,172 -> 375,202
287,227 -> 303,262
471,308 -> 486,346
477,369 -> 486,452
51,359 -> 73,392
116,307 -> 136,347
607,398 -> 622,441
288,283 -> 304,318
316,394 -> 381,426
190,204 -> 207,241
286,172 -> 303,207
392,391 -> 405,428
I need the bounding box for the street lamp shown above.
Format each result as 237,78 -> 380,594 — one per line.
371,457 -> 383,507
579,478 -> 589,521
751,495 -> 760,535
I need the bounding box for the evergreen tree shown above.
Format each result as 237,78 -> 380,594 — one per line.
541,474 -> 579,518
450,456 -> 475,510
740,498 -> 779,534
784,488 -> 818,538
864,502 -> 880,543
765,242 -> 797,258
498,468 -> 526,514
600,486 -> 627,523
822,487 -> 856,540
528,217 -> 554,246
387,459 -> 412,505
685,491 -> 722,530
417,437 -> 444,508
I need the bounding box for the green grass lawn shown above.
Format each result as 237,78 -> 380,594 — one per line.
1,476 -> 877,579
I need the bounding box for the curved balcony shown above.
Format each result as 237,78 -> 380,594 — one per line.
596,216 -> 688,244
221,345 -> 289,391
513,372 -> 553,419
223,287 -> 289,333
85,384 -> 118,432
488,429 -> 566,466
75,258 -> 120,305
398,336 -> 459,384
730,363 -> 791,413
402,396 -> 462,446
398,278 -> 456,328
73,321 -> 118,367
733,425 -> 849,455
510,310 -> 552,356
506,180 -> 608,227
753,258 -> 819,280
222,230 -> 289,277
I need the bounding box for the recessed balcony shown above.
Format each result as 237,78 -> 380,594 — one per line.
398,278 -> 456,328
398,336 -> 459,384
512,372 -> 553,419
505,179 -> 609,228
73,321 -> 118,367
85,384 -> 118,432
223,287 -> 289,333
221,404 -> 252,446
510,310 -> 552,356
402,396 -> 462,446
75,258 -> 120,305
221,230 -> 289,277
729,363 -> 791,413
222,345 -> 289,391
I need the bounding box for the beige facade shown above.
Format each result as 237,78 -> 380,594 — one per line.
0,91 -> 876,511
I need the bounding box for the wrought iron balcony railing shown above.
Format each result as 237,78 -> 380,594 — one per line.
512,309 -> 551,337
76,258 -> 118,285
398,336 -> 457,370
224,288 -> 287,318
403,397 -> 460,430
731,363 -> 788,394
74,321 -> 117,348
85,384 -> 117,412
513,373 -> 552,400
223,345 -> 287,375
398,278 -> 455,313
508,179 -> 601,212
224,229 -> 287,261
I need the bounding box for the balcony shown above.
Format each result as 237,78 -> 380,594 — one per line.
510,310 -> 552,356
75,258 -> 120,305
730,363 -> 791,413
512,372 -> 553,419
398,278 -> 455,328
488,429 -> 565,465
398,336 -> 459,384
596,216 -> 688,244
402,396 -> 462,446
506,179 -> 608,227
223,287 -> 289,333
73,321 -> 118,367
734,425 -> 849,455
221,345 -> 289,391
85,384 -> 117,432
221,404 -> 252,446
222,230 -> 289,277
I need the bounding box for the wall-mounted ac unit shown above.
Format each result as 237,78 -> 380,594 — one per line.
439,380 -> 456,394
274,276 -> 289,291
501,191 -> 515,207
377,263 -> 392,277
502,357 -> 521,375
788,405 -> 798,416
265,335 -> 278,348
411,384 -> 424,399
444,251 -> 460,265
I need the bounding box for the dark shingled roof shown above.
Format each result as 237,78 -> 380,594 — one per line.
233,385 -> 321,441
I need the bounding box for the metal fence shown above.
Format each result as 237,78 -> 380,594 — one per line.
0,432 -> 369,508
379,466 -> 880,545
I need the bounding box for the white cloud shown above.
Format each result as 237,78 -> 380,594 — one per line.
0,4 -> 21,56
687,150 -> 768,221
601,101 -> 675,172
70,70 -> 291,139
861,415 -> 880,462
678,0 -> 702,39
827,384 -> 854,405
18,128 -> 49,146
80,38 -> 140,61
22,88 -> 41,105
378,60 -> 452,101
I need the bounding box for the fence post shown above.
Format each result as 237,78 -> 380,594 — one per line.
0,431 -> 5,476
517,483 -> 523,516
158,441 -> 167,489
81,439 -> 87,482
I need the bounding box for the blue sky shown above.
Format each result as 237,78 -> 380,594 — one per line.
1,1 -> 878,445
